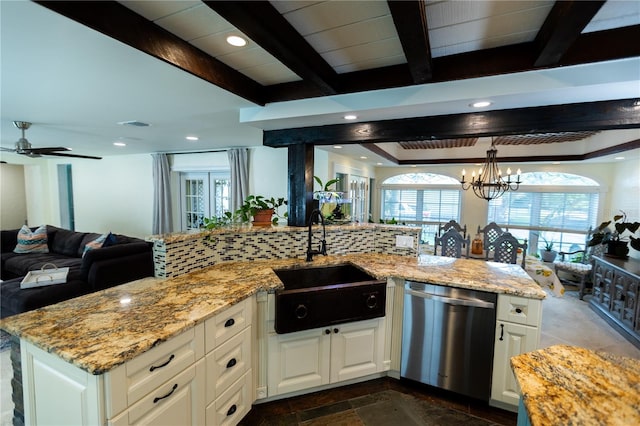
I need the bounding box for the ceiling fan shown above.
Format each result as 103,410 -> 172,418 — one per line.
1,121 -> 102,159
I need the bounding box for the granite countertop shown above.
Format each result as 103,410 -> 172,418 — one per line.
511,344 -> 640,425
0,254 -> 545,375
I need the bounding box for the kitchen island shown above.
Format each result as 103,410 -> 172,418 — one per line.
1,254 -> 546,425
511,345 -> 640,425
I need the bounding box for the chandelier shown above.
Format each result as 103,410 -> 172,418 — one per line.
460,139 -> 521,201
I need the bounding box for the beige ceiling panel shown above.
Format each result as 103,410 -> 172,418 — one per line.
304,15 -> 398,53
219,47 -> 287,71
153,4 -> 233,41
119,1 -> 200,21
321,37 -> 404,69
583,0 -> 640,33
280,0 -> 390,36
240,62 -> 302,86
333,54 -> 406,74
429,12 -> 546,49
426,0 -> 553,29
431,30 -> 538,58
270,1 -> 324,15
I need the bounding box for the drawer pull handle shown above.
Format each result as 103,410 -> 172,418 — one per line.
226,358 -> 237,369
515,307 -> 523,314
224,318 -> 235,328
227,404 -> 237,416
499,324 -> 504,341
153,383 -> 178,403
149,354 -> 175,372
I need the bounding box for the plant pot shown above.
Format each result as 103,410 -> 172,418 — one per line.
606,240 -> 629,258
540,250 -> 557,262
252,208 -> 274,226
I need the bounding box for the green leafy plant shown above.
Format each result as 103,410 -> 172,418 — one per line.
539,235 -> 554,251
588,211 -> 640,251
236,195 -> 288,225
313,176 -> 340,192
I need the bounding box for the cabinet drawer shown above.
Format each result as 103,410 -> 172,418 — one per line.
110,360 -> 205,426
496,295 -> 541,326
206,371 -> 252,426
205,326 -> 251,404
123,324 -> 204,407
205,299 -> 252,353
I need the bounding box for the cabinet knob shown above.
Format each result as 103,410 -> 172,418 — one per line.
515,307 -> 523,314
333,328 -> 339,334
226,358 -> 237,369
325,329 -> 331,335
224,318 -> 235,328
227,404 -> 237,416
366,294 -> 377,309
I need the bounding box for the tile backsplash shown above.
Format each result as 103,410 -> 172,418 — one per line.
149,224 -> 421,279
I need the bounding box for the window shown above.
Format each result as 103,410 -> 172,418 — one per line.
381,173 -> 462,244
487,172 -> 600,254
180,172 -> 230,230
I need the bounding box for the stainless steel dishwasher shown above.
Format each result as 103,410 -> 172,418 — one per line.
401,281 -> 497,401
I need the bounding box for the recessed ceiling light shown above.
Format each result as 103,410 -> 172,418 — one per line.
333,145 -> 342,149
226,35 -> 247,47
344,114 -> 357,120
186,136 -> 199,141
470,101 -> 492,108
360,156 -> 368,159
113,142 -> 126,147
615,156 -> 625,160
376,162 -> 383,166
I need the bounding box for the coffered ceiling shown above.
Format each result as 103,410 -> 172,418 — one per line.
1,1 -> 639,164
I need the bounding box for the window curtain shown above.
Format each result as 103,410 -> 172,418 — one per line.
151,153 -> 173,234
228,148 -> 249,212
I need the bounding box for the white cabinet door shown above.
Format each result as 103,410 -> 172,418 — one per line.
330,318 -> 384,383
267,328 -> 330,396
491,321 -> 539,408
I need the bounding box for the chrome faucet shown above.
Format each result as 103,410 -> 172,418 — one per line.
306,209 -> 327,261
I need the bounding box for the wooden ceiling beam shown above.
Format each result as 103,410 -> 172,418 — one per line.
35,0 -> 265,105
203,1 -> 339,96
387,0 -> 433,84
534,0 -> 606,67
263,99 -> 640,146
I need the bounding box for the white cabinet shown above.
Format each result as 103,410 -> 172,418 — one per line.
490,294 -> 542,411
267,317 -> 385,397
21,298 -> 255,426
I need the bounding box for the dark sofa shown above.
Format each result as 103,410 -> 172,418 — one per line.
0,225 -> 154,318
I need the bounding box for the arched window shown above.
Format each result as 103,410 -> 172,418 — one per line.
487,172 -> 600,254
381,173 -> 462,244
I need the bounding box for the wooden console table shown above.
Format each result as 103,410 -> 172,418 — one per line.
590,255 -> 640,349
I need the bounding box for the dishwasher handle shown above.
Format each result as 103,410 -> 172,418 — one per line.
405,288 -> 495,309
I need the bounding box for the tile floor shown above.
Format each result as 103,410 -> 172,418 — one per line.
1,287 -> 639,426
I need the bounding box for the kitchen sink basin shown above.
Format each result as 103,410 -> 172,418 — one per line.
273,264 -> 386,334
274,264 -> 380,291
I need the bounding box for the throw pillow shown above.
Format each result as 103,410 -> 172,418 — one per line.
82,233 -> 108,257
14,225 -> 49,254
103,232 -> 117,247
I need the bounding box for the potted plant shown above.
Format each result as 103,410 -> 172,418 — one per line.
588,211 -> 640,258
313,176 -> 344,220
236,195 -> 287,226
538,235 -> 557,262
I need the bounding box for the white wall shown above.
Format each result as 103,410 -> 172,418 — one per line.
248,146 -> 288,199
0,163 -> 28,229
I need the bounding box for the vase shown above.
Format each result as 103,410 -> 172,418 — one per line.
252,208 -> 274,226
540,250 -> 557,262
606,240 -> 629,258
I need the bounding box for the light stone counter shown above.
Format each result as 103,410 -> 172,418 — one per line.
0,254 -> 545,375
511,345 -> 640,425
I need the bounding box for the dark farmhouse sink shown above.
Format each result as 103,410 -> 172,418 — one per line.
273,264 -> 387,334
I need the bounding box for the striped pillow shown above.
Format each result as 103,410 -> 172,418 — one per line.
14,225 -> 49,254
82,233 -> 108,257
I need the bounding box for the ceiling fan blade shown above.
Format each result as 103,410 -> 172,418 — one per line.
41,152 -> 102,160
28,147 -> 72,154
